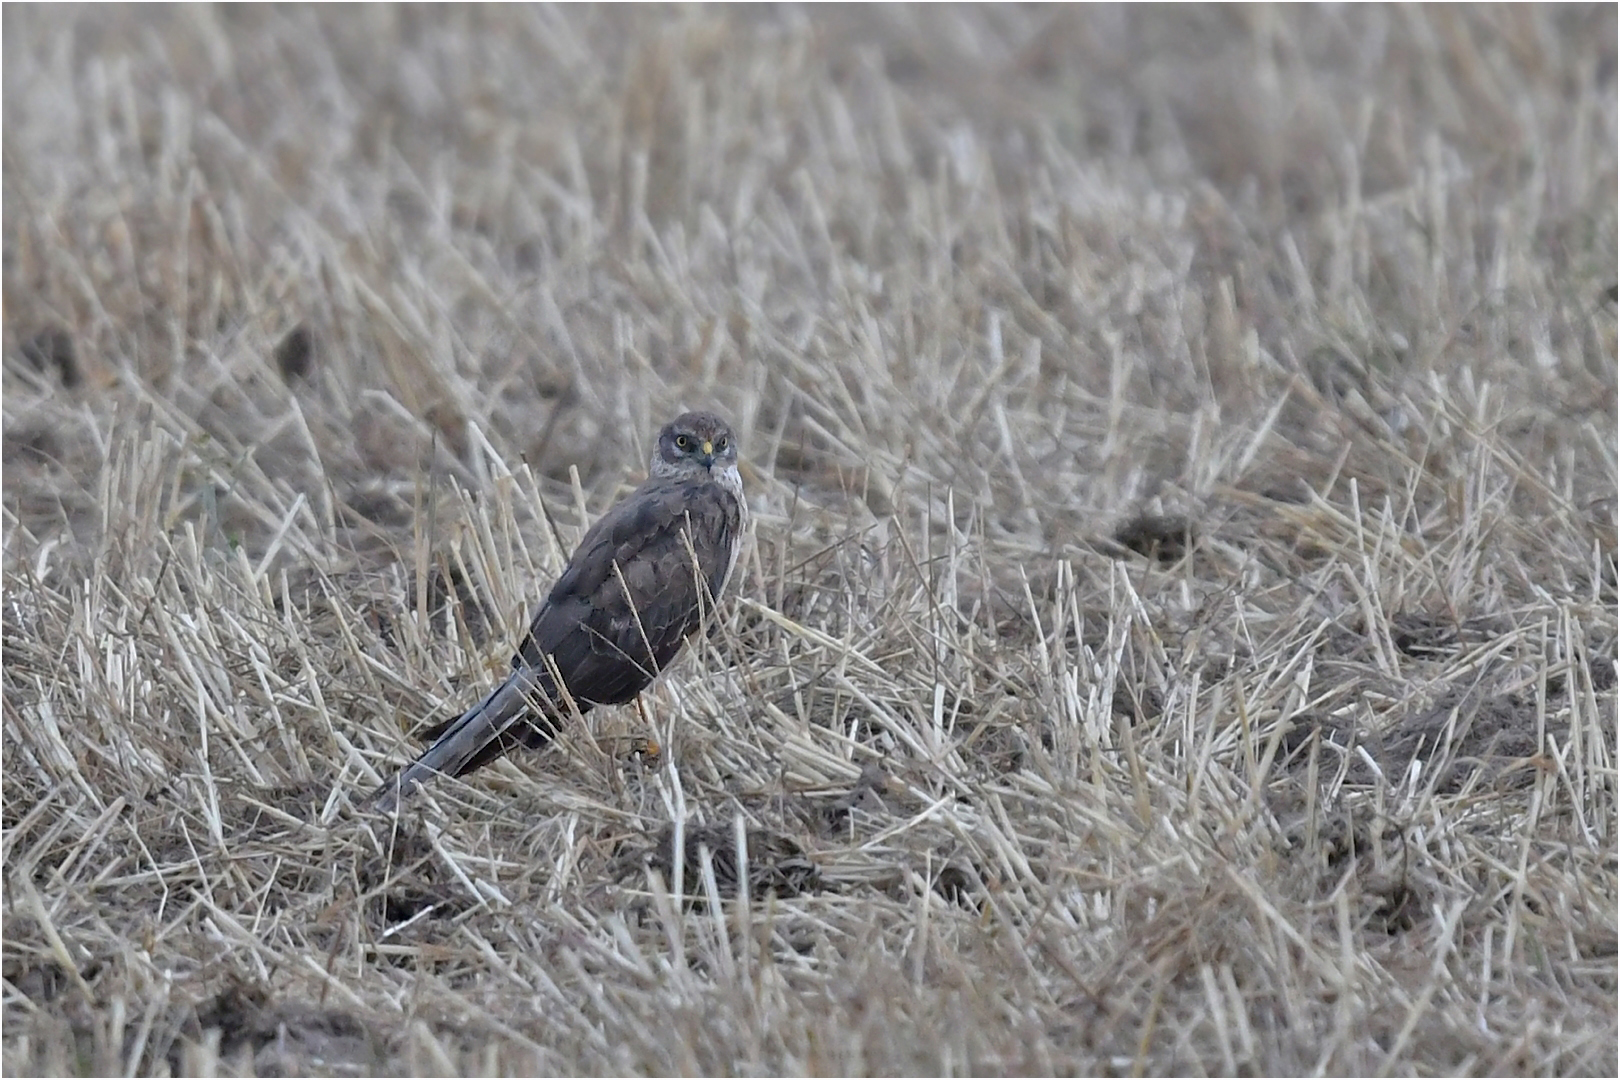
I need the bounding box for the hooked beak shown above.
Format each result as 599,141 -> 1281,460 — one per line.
699,440 -> 715,468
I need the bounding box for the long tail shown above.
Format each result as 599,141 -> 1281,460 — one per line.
371,668 -> 555,810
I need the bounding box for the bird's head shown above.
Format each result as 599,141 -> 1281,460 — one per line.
652,411 -> 739,480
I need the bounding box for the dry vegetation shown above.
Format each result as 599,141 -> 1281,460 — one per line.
3,5 -> 1617,1076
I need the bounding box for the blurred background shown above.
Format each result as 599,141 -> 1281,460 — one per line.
5,5 -> 1613,563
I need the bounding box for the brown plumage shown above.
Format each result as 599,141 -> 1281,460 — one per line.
374,412 -> 746,807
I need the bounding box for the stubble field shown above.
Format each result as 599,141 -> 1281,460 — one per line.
3,5 -> 1616,1075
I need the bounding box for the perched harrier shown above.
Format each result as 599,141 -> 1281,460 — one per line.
374,411 -> 746,807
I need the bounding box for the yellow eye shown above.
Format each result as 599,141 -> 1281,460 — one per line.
716,436 -> 728,451
675,434 -> 690,450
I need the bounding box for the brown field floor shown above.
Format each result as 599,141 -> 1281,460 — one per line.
3,5 -> 1616,1076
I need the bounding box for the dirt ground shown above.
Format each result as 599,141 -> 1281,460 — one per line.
3,5 -> 1616,1076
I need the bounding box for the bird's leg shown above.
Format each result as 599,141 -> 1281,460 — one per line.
632,697 -> 662,767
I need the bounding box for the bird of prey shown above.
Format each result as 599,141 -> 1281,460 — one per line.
374,411 -> 746,808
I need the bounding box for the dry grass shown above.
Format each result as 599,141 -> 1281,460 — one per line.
3,5 -> 1616,1076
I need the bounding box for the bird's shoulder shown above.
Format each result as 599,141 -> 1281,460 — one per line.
548,475 -> 739,601
512,474 -> 742,672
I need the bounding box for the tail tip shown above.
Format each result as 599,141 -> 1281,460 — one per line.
368,770 -> 417,813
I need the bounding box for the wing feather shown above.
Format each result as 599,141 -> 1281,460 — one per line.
513,476 -> 741,705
